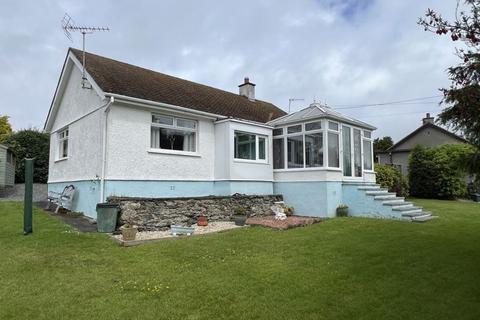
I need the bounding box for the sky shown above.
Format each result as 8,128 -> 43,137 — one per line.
0,0 -> 462,141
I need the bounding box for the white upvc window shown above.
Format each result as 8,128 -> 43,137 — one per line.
363,130 -> 373,171
58,128 -> 69,160
327,121 -> 340,168
273,121 -> 324,170
150,114 -> 197,153
234,131 -> 267,162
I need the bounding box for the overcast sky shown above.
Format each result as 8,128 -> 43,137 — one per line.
0,0 -> 461,141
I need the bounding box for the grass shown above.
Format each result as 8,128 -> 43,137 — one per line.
1,199 -> 480,319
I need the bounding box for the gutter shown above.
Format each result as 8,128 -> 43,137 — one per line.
100,96 -> 115,203
104,92 -> 227,120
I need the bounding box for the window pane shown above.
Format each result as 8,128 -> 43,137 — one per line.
287,125 -> 302,134
328,132 -> 339,167
62,140 -> 68,158
342,126 -> 352,176
258,137 -> 266,160
287,135 -> 303,168
364,131 -> 371,138
305,121 -> 322,131
152,115 -> 174,126
363,139 -> 373,170
305,132 -> 323,167
151,127 -> 196,152
273,128 -> 283,136
176,118 -> 196,129
328,122 -> 339,131
354,129 -> 362,176
273,138 -> 284,169
234,132 -> 256,160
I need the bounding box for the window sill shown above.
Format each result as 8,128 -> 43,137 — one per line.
55,157 -> 68,163
233,158 -> 269,165
273,167 -> 342,172
148,149 -> 201,157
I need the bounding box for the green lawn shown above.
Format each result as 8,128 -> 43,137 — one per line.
1,199 -> 480,319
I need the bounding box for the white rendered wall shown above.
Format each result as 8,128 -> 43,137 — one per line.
105,104 -> 216,181
48,65 -> 105,183
214,121 -> 229,180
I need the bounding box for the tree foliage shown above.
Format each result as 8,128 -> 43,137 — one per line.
409,144 -> 475,199
375,163 -> 409,197
0,115 -> 13,141
419,0 -> 480,148
373,136 -> 394,162
1,129 -> 50,183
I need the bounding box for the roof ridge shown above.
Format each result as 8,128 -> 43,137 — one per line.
68,47 -> 280,107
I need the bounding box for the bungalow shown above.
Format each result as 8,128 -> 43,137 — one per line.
44,48 -> 432,221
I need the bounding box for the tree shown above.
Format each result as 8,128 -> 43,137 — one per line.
419,0 -> 480,175
1,129 -> 50,183
0,115 -> 13,141
373,136 -> 394,162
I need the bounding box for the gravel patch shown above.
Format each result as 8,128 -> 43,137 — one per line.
112,221 -> 243,241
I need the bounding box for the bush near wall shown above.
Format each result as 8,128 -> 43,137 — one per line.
408,144 -> 475,199
1,129 -> 49,183
375,164 -> 409,197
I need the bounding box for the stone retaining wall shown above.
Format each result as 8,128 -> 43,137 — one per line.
107,194 -> 283,231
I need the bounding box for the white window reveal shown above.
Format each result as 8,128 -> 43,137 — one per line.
58,128 -> 69,160
151,114 -> 197,153
234,131 -> 267,162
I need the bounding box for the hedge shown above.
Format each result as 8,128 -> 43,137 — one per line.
375,164 -> 409,197
408,144 -> 474,199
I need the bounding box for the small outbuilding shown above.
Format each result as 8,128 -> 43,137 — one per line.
0,144 -> 15,194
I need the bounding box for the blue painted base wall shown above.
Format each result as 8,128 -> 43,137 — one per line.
49,180 -> 386,220
48,180 -> 274,219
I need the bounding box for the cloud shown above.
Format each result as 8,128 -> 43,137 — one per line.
0,0 -> 462,141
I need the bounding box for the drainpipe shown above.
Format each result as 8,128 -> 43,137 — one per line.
100,96 -> 114,203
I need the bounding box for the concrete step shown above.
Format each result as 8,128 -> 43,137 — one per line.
411,213 -> 437,222
383,200 -> 413,206
393,205 -> 422,212
401,210 -> 425,217
357,186 -> 382,191
365,190 -> 391,196
374,194 -> 402,200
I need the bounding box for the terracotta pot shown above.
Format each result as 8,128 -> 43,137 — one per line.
197,216 -> 208,226
122,227 -> 137,241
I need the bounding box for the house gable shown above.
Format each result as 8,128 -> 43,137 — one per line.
389,123 -> 467,151
44,51 -> 105,133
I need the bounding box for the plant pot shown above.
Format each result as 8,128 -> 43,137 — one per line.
233,214 -> 247,226
197,216 -> 208,226
336,207 -> 349,217
471,193 -> 480,202
122,227 -> 137,241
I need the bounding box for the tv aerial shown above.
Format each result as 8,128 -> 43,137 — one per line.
61,13 -> 109,89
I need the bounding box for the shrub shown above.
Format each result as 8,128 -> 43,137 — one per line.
1,129 -> 50,183
375,164 -> 409,197
409,144 -> 475,199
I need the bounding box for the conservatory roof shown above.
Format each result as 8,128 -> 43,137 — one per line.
267,103 -> 376,130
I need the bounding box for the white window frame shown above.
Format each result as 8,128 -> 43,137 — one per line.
362,130 -> 374,172
233,130 -> 268,164
57,128 -> 69,161
149,113 -> 199,156
326,121 -> 340,169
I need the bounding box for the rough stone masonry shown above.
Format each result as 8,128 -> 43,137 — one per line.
107,194 -> 283,231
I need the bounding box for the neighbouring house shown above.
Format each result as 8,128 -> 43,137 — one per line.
0,144 -> 15,195
44,48 -> 432,221
377,113 -> 468,176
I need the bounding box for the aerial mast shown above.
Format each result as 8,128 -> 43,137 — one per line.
61,13 -> 109,89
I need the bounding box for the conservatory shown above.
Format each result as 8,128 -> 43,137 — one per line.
268,103 -> 377,217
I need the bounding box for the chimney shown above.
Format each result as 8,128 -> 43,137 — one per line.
422,113 -> 434,125
238,77 -> 256,101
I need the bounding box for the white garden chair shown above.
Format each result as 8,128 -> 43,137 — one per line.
47,185 -> 76,213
